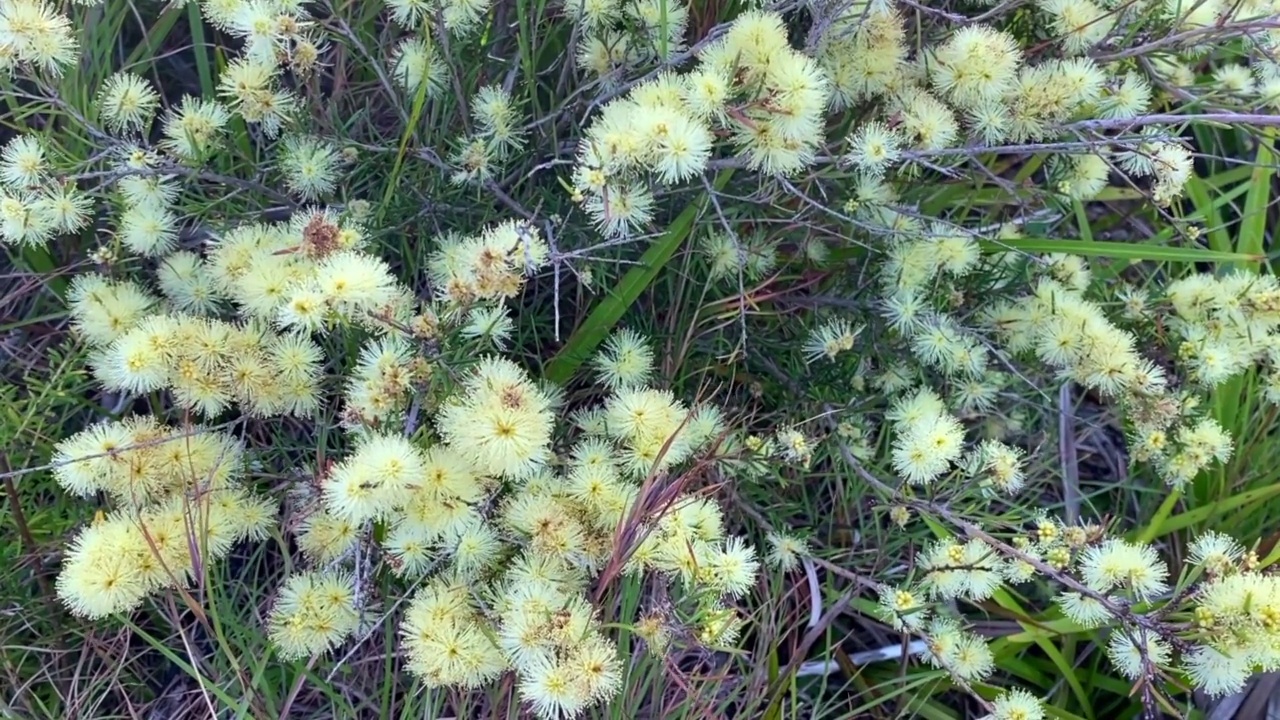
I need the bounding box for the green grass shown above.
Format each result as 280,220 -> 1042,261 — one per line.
1181,139 -> 1280,539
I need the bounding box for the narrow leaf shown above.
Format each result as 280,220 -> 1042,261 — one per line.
544,169 -> 733,384
981,237 -> 1261,263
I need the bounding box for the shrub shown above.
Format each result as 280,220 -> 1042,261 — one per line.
5,0 -> 1280,716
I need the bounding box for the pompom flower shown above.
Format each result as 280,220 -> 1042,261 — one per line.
98,72 -> 161,133
0,135 -> 47,188
277,134 -> 341,200
593,328 -> 654,390
268,571 -> 361,660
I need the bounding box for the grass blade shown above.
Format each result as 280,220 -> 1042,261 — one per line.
1236,127 -> 1274,272
543,169 -> 733,384
980,237 -> 1262,263
1138,482 -> 1280,538
1184,176 -> 1233,256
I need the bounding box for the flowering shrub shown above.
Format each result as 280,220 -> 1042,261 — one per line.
6,0 -> 1280,716
49,209 -> 774,715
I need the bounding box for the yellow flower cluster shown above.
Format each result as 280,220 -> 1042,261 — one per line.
882,224 -> 981,293
974,259 -> 1280,489
160,96 -> 234,164
438,357 -> 557,479
0,134 -> 91,248
1167,271 -> 1280,388
1079,539 -> 1170,601
203,0 -> 322,75
53,420 -> 273,618
68,273 -> 158,344
268,571 -> 361,659
342,334 -> 429,427
808,1 -> 1236,208
700,229 -> 779,285
920,615 -> 996,683
570,0 -> 688,75
983,688 -> 1047,720
888,387 -> 966,484
0,0 -> 77,76
384,0 -> 492,35
58,193 -> 758,719
1160,0 -> 1280,46
980,267 -> 1243,487
53,416 -> 241,504
276,134 -> 342,200
989,275 -> 1159,397
400,576 -> 507,687
918,537 -> 1004,601
77,210 -> 550,429
392,35 -> 447,95
815,1 -> 908,111
450,85 -> 527,185
211,215 -> 407,332
427,219 -> 550,305
261,346 -> 754,718
803,318 -> 861,364
84,310 -> 325,418
1181,535 -> 1278,697
571,10 -> 830,235
1039,526 -> 1280,699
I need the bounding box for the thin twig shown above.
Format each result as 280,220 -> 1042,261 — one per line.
1059,382 -> 1082,525
1090,17 -> 1280,62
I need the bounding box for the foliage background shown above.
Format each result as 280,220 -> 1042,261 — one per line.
3,0 -> 1280,718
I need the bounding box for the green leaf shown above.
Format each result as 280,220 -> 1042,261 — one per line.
990,589 -> 1095,720
1184,176 -> 1233,257
377,28 -> 434,226
1237,128 -> 1274,272
1135,489 -> 1182,544
1201,135 -> 1273,501
124,5 -> 183,68
980,237 -> 1262,264
1136,482 -> 1280,539
123,618 -> 248,713
543,169 -> 734,384
186,2 -> 214,98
